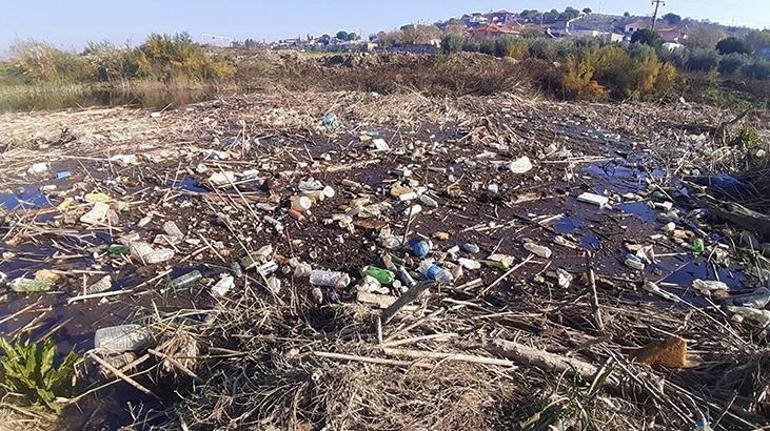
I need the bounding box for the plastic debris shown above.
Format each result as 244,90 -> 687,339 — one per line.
508,156 -> 533,174
94,324 -> 154,353
577,192 -> 609,207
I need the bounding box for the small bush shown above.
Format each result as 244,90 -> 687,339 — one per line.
529,39 -> 558,61
631,29 -> 664,49
742,60 -> 770,80
718,53 -> 750,75
8,40 -> 87,82
687,49 -> 720,72
716,37 -> 752,55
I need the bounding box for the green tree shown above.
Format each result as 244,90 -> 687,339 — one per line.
582,7 -> 592,14
662,13 -> 682,24
745,30 -> 770,51
716,37 -> 752,55
336,31 -> 350,41
631,29 -> 663,49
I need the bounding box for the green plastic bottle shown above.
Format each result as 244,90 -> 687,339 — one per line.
360,266 -> 395,286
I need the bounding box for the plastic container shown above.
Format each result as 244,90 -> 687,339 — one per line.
211,275 -> 235,297
418,261 -> 453,284
409,239 -> 431,258
10,278 -> 53,293
309,270 -> 351,288
360,266 -> 395,286
397,265 -> 417,287
94,324 -> 154,353
168,270 -> 202,289
86,275 -> 112,294
524,242 -> 552,259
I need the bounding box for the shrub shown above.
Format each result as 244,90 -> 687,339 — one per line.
506,39 -> 530,60
562,54 -> 607,100
0,338 -> 79,414
631,29 -> 663,49
528,39 -> 558,61
716,37 -> 752,55
687,49 -> 719,72
718,53 -> 750,75
8,40 -> 87,82
742,60 -> 770,80
440,34 -> 466,55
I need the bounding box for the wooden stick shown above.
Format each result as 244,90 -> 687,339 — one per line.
147,348 -> 200,380
585,251 -> 604,331
67,288 -> 133,304
480,254 -> 534,296
382,347 -> 518,368
382,333 -> 457,348
88,352 -> 160,399
380,281 -> 434,325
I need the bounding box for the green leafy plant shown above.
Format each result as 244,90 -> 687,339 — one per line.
736,128 -> 761,147
0,337 -> 79,414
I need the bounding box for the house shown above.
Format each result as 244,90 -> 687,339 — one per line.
569,27 -> 624,42
487,9 -> 518,24
624,19 -> 650,34
468,22 -> 522,39
466,13 -> 489,27
656,27 -> 687,43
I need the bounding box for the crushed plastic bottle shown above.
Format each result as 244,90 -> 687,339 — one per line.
309,270 -> 351,288
10,278 -> 54,293
418,261 -> 454,284
168,270 -> 202,289
360,266 -> 395,285
397,265 -> 417,287
129,241 -> 175,265
524,242 -> 552,259
94,324 -> 154,353
85,275 -> 112,294
211,275 -> 235,297
692,238 -> 705,254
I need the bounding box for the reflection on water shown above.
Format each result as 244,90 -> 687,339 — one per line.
0,82 -> 238,113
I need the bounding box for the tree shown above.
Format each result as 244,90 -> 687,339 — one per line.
319,34 -> 331,45
543,9 -> 560,23
683,26 -> 726,49
745,30 -> 770,51
559,7 -> 581,21
716,37 -> 752,55
631,29 -> 663,49
336,31 -> 350,41
624,12 -> 631,17
662,13 -> 682,25
582,7 -> 592,14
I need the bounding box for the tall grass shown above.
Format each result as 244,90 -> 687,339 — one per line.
3,33 -> 233,85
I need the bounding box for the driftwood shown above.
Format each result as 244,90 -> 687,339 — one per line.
702,199 -> 770,239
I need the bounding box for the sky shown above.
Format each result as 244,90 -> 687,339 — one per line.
1,0 -> 768,52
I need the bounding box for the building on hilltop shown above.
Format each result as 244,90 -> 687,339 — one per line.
468,22 -> 522,39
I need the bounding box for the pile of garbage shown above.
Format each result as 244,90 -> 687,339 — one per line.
0,90 -> 768,430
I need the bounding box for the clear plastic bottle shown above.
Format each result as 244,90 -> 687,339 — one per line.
418,261 -> 454,284
309,270 -> 351,288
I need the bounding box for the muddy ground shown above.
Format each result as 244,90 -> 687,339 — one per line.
0,90 -> 769,430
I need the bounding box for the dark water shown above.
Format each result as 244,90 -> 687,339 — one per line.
0,84 -> 230,113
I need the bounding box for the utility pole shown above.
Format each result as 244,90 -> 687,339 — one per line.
651,0 -> 666,31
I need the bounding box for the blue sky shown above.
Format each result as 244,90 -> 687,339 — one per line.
2,0 -> 768,52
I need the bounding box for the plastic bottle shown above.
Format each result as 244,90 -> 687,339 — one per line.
94,324 -> 154,353
86,275 -> 112,294
309,270 -> 351,288
10,278 -> 54,293
168,270 -> 203,289
418,261 -> 454,284
360,266 -> 395,285
397,266 -> 417,287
